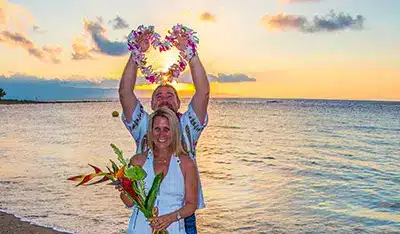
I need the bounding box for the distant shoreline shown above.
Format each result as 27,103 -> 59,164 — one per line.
0,211 -> 68,234
1,98 -> 399,105
0,99 -> 113,105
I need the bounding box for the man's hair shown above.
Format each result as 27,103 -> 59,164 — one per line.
147,107 -> 183,156
151,83 -> 180,102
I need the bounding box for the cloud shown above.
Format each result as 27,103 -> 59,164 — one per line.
109,16 -> 129,29
0,0 -> 35,32
32,25 -> 46,33
261,14 -> 307,30
0,1 -> 61,62
0,72 -> 258,100
261,10 -> 365,33
72,37 -> 93,60
200,12 -> 216,22
0,0 -> 5,25
83,18 -> 128,56
0,74 -> 119,100
308,11 -> 365,32
43,46 -> 62,63
0,30 -> 62,63
209,73 -> 256,83
177,72 -> 256,83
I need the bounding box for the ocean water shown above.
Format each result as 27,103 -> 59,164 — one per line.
0,99 -> 399,234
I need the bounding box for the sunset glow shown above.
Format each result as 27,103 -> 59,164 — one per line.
0,0 -> 399,101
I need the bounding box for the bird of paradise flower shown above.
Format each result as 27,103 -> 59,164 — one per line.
68,143 -> 167,234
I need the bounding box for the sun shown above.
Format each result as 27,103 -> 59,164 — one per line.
171,82 -> 195,93
137,78 -> 194,93
161,50 -> 181,71
136,46 -> 194,93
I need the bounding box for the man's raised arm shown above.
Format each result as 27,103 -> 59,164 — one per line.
119,54 -> 138,123
189,54 -> 210,125
119,33 -> 150,123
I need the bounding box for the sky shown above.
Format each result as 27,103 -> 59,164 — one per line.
0,0 -> 399,101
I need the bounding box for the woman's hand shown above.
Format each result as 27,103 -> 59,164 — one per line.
115,184 -> 123,192
148,213 -> 174,231
119,190 -> 134,207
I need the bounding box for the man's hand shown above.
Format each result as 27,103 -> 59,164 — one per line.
173,35 -> 189,52
137,31 -> 151,52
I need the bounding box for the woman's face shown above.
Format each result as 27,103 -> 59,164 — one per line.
152,116 -> 172,150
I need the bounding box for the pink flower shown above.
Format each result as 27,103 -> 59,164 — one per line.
173,70 -> 180,78
179,61 -> 186,70
146,75 -> 156,83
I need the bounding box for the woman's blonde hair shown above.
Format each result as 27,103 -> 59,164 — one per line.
147,107 -> 183,156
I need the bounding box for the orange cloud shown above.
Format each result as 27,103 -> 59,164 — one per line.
200,12 -> 216,22
0,30 -> 62,63
261,13 -> 306,31
0,0 -> 35,32
72,37 -> 93,60
0,0 -> 6,25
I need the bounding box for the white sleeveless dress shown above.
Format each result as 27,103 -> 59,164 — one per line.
127,150 -> 186,234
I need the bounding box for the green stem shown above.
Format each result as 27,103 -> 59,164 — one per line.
123,190 -> 152,218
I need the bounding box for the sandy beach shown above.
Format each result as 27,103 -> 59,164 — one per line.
0,212 -> 66,234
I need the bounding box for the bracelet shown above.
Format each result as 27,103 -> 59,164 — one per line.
176,211 -> 182,221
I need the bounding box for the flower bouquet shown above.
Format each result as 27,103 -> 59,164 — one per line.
68,144 -> 167,234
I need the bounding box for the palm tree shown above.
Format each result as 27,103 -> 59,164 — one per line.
0,88 -> 6,100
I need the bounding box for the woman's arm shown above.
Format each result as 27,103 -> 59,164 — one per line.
150,154 -> 199,230
174,154 -> 199,218
120,192 -> 134,207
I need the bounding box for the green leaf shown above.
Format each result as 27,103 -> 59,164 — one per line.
110,143 -> 126,166
145,172 -> 164,211
124,166 -> 147,181
109,159 -> 119,173
123,191 -> 151,218
138,180 -> 147,206
140,207 -> 153,219
132,181 -> 146,208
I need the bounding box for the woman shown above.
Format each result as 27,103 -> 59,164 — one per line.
120,107 -> 199,234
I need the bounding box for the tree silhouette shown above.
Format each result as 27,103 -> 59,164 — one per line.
0,88 -> 6,100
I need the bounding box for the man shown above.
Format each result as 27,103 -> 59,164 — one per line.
119,31 -> 209,234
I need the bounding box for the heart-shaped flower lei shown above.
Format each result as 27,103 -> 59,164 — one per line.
127,24 -> 199,84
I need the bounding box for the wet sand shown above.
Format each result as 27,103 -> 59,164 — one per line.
0,212 -> 66,234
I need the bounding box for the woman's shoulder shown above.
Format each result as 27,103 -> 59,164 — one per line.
177,153 -> 195,171
130,151 -> 148,167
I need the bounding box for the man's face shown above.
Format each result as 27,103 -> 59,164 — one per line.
151,86 -> 180,112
